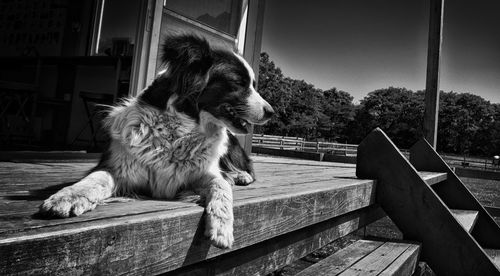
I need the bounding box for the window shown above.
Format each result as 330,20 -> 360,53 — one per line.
159,0 -> 248,54
165,0 -> 244,37
91,0 -> 141,56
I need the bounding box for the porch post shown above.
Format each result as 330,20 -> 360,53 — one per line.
423,0 -> 445,148
242,0 -> 266,153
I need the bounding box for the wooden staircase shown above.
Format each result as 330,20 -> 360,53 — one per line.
356,128 -> 500,275
296,239 -> 421,276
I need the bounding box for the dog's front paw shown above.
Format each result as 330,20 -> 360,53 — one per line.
204,201 -> 234,249
205,214 -> 234,249
234,171 -> 254,186
39,189 -> 96,218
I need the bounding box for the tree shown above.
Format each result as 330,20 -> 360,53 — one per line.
285,79 -> 326,139
256,52 -> 500,157
256,52 -> 356,141
487,103 -> 500,156
437,92 -> 495,156
255,52 -> 291,135
347,87 -> 424,149
320,88 -> 355,142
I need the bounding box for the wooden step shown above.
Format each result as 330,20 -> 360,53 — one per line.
450,209 -> 479,233
296,239 -> 420,276
484,249 -> 500,268
418,171 -> 447,185
357,129 -> 500,275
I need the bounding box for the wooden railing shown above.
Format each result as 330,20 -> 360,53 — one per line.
439,154 -> 500,171
252,134 -> 358,156
252,134 -> 500,171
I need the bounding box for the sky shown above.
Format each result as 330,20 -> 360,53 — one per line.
261,0 -> 500,104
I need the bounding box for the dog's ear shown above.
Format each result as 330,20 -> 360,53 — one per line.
138,34 -> 213,112
160,34 -> 213,107
162,34 -> 213,76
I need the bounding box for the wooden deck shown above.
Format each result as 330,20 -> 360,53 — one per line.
0,154 -> 445,275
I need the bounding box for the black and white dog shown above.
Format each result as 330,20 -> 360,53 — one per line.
39,34 -> 274,248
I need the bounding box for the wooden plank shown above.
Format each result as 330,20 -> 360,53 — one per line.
450,209 -> 479,233
0,156 -> 448,233
253,165 -> 340,176
323,154 -> 357,164
423,0 -> 444,148
0,154 -> 448,275
0,158 -> 450,235
418,171 -> 447,185
410,139 -> 500,248
0,157 -> 348,197
0,188 -> 377,275
253,147 -> 324,161
0,151 -> 101,161
295,240 -> 384,276
0,168 -> 352,199
0,163 -> 379,274
167,206 -> 385,276
0,200 -> 196,234
0,175 -> 375,234
254,157 -> 354,168
340,242 -> 411,276
379,243 -> 421,276
357,128 -> 499,275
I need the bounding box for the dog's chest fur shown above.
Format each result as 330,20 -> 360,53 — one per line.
105,98 -> 229,198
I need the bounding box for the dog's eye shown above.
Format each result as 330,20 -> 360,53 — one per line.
234,80 -> 245,87
231,81 -> 244,90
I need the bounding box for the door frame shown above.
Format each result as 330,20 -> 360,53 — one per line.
129,0 -> 163,96
240,0 -> 266,153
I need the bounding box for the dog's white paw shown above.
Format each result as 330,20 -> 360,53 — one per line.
234,171 -> 254,186
39,189 -> 96,218
205,215 -> 234,249
204,201 -> 234,249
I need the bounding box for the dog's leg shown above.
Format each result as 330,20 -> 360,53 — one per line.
220,131 -> 255,186
39,170 -> 115,218
196,175 -> 234,249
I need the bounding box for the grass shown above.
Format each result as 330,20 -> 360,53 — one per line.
462,177 -> 500,207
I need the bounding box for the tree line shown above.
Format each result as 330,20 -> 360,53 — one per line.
256,52 -> 500,157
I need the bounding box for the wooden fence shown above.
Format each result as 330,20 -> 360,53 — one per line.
252,134 -> 358,156
252,134 -> 500,171
440,154 -> 500,171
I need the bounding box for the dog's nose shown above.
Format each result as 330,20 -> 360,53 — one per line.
263,105 -> 275,119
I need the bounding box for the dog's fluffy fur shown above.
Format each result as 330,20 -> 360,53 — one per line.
39,34 -> 274,248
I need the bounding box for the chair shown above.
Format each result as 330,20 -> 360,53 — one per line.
71,91 -> 114,149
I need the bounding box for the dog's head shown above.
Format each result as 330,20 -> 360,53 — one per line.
141,34 -> 274,134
